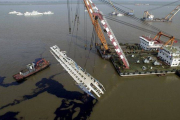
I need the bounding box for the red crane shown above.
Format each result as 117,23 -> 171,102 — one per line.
83,0 -> 130,69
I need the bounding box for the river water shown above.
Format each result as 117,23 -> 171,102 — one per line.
0,2 -> 180,120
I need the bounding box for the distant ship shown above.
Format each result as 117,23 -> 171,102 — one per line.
43,11 -> 54,15
50,45 -> 105,98
24,11 -> 43,16
9,11 -> 19,14
9,10 -> 54,16
24,12 -> 31,16
16,12 -> 23,16
111,12 -> 124,16
13,58 -> 50,82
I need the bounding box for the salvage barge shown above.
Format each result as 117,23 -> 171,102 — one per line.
96,43 -> 180,77
13,58 -> 50,81
96,32 -> 180,77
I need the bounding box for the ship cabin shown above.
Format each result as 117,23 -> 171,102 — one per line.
19,63 -> 35,76
139,36 -> 164,51
158,46 -> 180,67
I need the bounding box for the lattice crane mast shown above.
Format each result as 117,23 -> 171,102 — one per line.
84,0 -> 109,50
83,0 -> 130,69
165,5 -> 180,21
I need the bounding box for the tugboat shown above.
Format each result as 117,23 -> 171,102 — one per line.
13,58 -> 50,82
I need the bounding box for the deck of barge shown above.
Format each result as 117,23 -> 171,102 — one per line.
96,43 -> 180,77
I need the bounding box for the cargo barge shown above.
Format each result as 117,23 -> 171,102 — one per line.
13,58 -> 50,82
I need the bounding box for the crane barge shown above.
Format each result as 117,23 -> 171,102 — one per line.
142,5 -> 180,22
82,0 -> 180,77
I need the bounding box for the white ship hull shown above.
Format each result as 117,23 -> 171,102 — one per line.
50,45 -> 105,98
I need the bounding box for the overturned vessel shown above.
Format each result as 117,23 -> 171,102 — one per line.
50,45 -> 105,98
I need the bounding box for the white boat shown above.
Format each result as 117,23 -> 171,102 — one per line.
111,12 -> 123,17
116,13 -> 124,16
16,12 -> 23,16
24,12 -> 31,16
50,45 -> 105,98
9,11 -> 19,14
30,11 -> 43,16
24,11 -> 43,16
111,11 -> 116,15
43,11 -> 54,15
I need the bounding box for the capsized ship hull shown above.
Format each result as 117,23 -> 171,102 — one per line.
50,45 -> 105,98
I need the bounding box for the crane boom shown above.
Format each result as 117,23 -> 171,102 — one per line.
83,0 -> 130,69
143,11 -> 151,18
165,5 -> 180,21
84,0 -> 109,50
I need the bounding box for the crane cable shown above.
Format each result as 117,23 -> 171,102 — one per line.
84,28 -> 96,69
111,0 -> 133,11
93,28 -> 98,73
84,4 -> 88,50
104,15 -> 157,35
99,0 -> 180,40
104,15 -> 180,41
74,0 -> 80,58
67,0 -> 71,34
146,0 -> 180,11
68,0 -> 80,53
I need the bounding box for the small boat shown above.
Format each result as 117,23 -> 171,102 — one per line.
17,12 -> 23,16
24,12 -> 31,16
111,11 -> 116,15
116,13 -> 124,16
111,12 -> 124,17
24,11 -> 43,16
43,11 -> 54,15
9,11 -> 19,14
31,11 -> 43,15
13,58 -> 50,82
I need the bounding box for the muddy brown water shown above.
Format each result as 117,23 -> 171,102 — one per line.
0,3 -> 180,120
